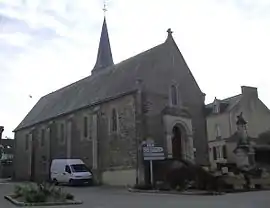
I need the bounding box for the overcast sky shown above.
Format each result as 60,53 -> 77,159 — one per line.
0,0 -> 270,138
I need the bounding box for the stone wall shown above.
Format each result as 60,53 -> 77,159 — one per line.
14,129 -> 31,181
98,94 -> 137,184
136,40 -> 208,165
142,89 -> 207,165
14,93 -> 138,185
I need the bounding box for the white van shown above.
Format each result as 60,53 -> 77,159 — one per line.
50,159 -> 93,185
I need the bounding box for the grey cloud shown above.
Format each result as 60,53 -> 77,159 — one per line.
232,0 -> 270,18
0,39 -> 25,55
0,12 -> 60,40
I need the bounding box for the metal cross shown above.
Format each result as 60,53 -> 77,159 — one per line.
103,0 -> 108,14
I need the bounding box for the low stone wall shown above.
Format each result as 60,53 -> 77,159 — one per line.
223,176 -> 246,190
102,169 -> 136,186
224,175 -> 270,190
251,178 -> 270,189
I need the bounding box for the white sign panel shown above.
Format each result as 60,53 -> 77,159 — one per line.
143,146 -> 165,161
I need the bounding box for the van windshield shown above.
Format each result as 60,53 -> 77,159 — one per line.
70,164 -> 89,172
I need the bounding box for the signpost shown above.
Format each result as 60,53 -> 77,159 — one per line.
142,141 -> 165,186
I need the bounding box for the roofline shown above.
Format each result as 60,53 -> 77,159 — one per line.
13,89 -> 138,132
205,94 -> 242,107
168,35 -> 205,95
206,94 -> 243,118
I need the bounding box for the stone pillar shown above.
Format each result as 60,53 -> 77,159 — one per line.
28,133 -> 33,180
188,135 -> 195,162
135,79 -> 146,185
66,121 -> 72,158
92,114 -> 98,170
166,134 -> 173,158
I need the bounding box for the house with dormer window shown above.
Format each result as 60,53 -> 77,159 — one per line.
206,86 -> 270,169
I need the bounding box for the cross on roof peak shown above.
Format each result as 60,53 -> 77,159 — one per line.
103,0 -> 108,15
167,28 -> 173,35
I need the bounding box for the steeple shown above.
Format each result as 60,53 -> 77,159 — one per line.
92,17 -> 114,73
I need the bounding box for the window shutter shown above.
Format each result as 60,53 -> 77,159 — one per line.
171,85 -> 178,106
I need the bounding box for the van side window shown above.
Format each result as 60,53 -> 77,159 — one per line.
65,165 -> 71,173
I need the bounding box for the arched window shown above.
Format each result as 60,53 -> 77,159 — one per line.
41,129 -> 45,147
111,108 -> 118,132
83,116 -> 88,138
59,123 -> 65,144
171,85 -> 178,106
25,134 -> 29,150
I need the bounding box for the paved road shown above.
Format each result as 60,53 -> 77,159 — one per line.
0,183 -> 269,208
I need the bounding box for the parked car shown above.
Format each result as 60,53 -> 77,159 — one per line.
50,159 -> 93,185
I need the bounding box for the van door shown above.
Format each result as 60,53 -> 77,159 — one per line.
62,165 -> 72,183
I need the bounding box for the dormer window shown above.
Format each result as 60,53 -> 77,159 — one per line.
170,85 -> 178,106
213,97 -> 220,114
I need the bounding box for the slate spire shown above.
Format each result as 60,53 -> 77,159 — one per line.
92,17 -> 114,73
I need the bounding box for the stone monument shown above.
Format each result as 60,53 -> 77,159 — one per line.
234,113 -> 255,170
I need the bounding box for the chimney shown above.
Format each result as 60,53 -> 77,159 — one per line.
0,126 -> 4,144
241,86 -> 258,98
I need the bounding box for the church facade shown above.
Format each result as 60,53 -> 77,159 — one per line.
13,18 -> 208,186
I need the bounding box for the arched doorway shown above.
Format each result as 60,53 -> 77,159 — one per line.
172,125 -> 184,160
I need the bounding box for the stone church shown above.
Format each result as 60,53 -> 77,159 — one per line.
13,17 -> 208,186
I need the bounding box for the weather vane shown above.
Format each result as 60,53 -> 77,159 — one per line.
103,0 -> 108,15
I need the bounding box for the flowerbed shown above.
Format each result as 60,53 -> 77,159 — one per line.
4,183 -> 82,206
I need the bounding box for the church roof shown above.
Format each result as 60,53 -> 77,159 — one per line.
14,31 -> 180,132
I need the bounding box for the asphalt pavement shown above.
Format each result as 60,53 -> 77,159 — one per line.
0,182 -> 269,208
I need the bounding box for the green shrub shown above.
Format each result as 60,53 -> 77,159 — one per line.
14,185 -> 23,198
25,190 -> 46,203
12,182 -> 75,203
65,193 -> 74,200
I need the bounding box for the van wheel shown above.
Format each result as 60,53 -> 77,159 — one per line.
52,178 -> 58,186
69,179 -> 74,186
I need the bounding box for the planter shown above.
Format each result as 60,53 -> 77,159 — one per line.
4,195 -> 83,207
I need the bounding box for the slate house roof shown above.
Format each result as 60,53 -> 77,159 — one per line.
14,19 -> 186,131
205,94 -> 242,116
